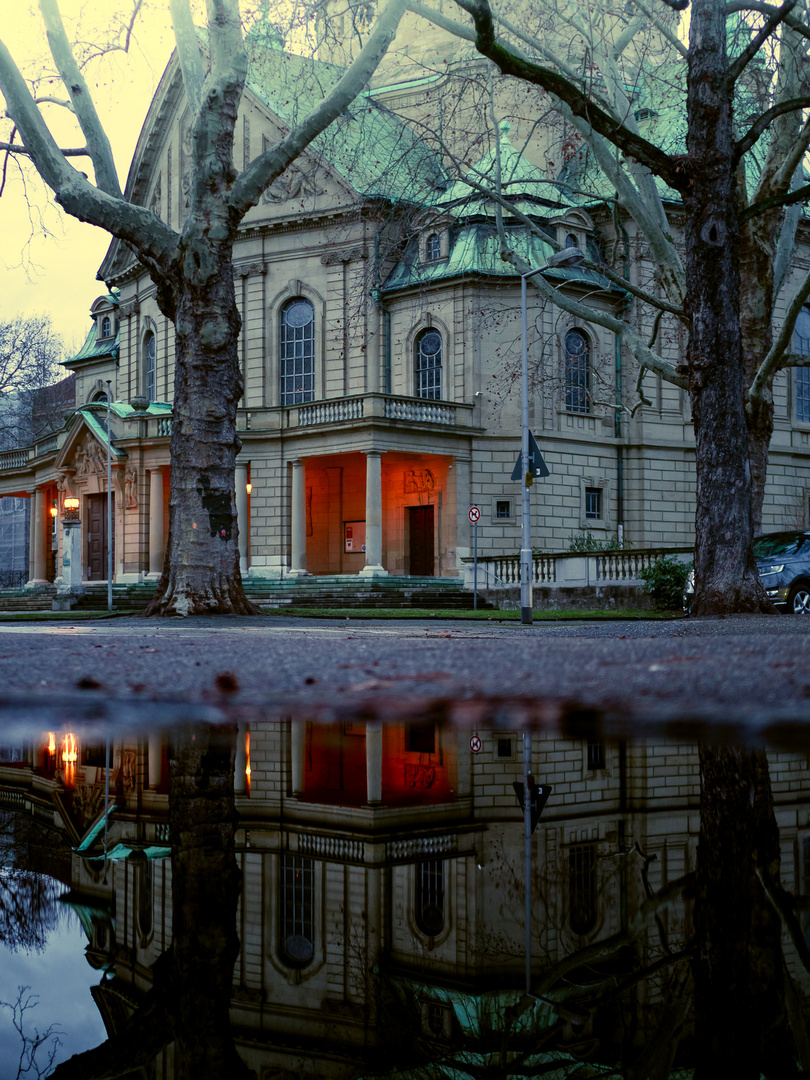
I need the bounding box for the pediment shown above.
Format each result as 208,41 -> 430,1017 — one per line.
547,208 -> 595,231
98,43 -> 440,285
54,410 -> 126,477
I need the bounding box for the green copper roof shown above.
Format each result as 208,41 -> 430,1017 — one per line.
439,125 -> 579,216
383,222 -> 616,293
245,45 -> 445,203
64,323 -> 119,367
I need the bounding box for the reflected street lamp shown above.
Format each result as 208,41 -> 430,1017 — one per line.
520,248 -> 585,625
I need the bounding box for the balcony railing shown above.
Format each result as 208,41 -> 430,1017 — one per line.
283,393 -> 472,430
461,548 -> 692,591
0,449 -> 30,472
298,397 -> 364,426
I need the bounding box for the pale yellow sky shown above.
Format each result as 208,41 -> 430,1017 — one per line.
0,1 -> 180,351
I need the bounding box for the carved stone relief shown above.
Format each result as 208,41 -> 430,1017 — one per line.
74,435 -> 106,476
403,469 -> 435,494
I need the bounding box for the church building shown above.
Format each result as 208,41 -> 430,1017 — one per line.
1,13 -> 809,593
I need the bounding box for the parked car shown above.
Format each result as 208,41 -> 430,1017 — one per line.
683,530 -> 810,614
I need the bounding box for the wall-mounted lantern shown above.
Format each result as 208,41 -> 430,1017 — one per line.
63,497 -> 80,522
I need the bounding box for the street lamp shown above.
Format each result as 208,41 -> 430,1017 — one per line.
520,247 -> 585,625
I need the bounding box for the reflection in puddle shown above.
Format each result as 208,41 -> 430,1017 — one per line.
2,719 -> 809,1078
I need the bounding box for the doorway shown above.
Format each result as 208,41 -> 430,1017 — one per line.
408,505 -> 434,576
87,493 -> 110,580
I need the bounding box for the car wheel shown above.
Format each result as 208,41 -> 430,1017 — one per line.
787,583 -> 810,615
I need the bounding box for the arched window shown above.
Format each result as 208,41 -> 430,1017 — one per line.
568,842 -> 597,935
426,233 -> 441,261
416,859 -> 445,936
415,328 -> 442,400
564,328 -> 590,414
281,854 -> 314,967
565,232 -> 579,249
794,306 -> 810,424
280,298 -> 315,406
92,390 -> 108,404
101,315 -> 111,338
144,332 -> 156,401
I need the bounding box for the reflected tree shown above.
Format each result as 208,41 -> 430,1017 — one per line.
0,811 -> 69,953
0,987 -> 63,1080
49,723 -> 254,1080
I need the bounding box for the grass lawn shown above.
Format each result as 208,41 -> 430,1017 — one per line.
256,606 -> 678,621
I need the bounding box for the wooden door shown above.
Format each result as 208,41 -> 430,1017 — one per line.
408,505 -> 434,576
87,494 -> 108,580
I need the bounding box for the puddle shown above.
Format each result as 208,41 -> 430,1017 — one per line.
2,710 -> 810,1078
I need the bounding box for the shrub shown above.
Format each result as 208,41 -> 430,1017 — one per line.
638,556 -> 692,609
567,531 -> 621,553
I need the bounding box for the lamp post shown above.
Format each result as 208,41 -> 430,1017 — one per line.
520,248 -> 585,626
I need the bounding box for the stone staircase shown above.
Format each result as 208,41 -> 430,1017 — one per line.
0,585 -> 58,612
0,576 -> 488,613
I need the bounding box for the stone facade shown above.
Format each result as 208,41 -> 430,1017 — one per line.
0,26 -> 808,590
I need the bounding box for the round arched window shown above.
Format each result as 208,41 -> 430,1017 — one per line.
144,332 -> 156,402
416,329 -> 442,400
564,328 -> 590,414
280,298 -> 315,405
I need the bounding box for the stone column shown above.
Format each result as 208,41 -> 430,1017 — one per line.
26,488 -> 48,586
291,720 -> 306,798
288,459 -> 309,577
235,463 -> 249,576
366,722 -> 383,805
148,732 -> 162,789
148,468 -> 164,577
360,451 -> 387,577
234,722 -> 248,796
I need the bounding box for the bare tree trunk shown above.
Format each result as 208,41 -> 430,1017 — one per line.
146,236 -> 258,616
683,0 -> 766,614
169,723 -> 252,1080
693,746 -> 798,1078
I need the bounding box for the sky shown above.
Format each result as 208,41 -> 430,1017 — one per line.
0,896 -> 107,1072
0,1 -> 181,351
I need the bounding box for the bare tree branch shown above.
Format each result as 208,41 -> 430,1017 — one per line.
169,0 -> 204,117
749,263 -> 810,408
451,0 -> 684,189
230,0 -> 408,217
0,141 -> 89,157
37,0 -> 122,197
725,0 -> 798,90
733,96 -> 810,164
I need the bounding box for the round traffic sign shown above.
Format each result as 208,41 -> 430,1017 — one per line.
469,734 -> 482,753
469,506 -> 481,523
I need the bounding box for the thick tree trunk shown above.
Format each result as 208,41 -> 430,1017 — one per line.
144,21 -> 258,617
683,0 -> 766,614
693,746 -> 798,1078
168,723 -> 252,1080
146,242 -> 259,616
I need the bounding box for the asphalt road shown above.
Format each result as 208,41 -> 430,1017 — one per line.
0,614 -> 808,747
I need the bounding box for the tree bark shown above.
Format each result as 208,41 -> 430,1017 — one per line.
683,0 -> 766,614
693,745 -> 798,1078
146,248 -> 258,616
168,722 -> 251,1080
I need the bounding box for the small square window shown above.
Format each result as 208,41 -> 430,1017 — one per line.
585,488 -> 601,520
497,737 -> 512,758
495,500 -> 511,519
